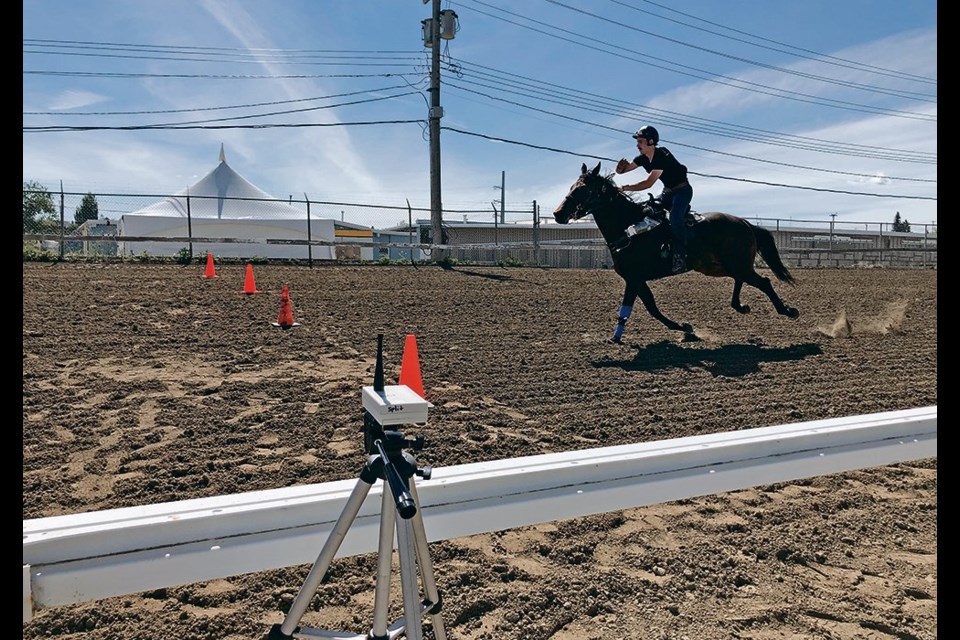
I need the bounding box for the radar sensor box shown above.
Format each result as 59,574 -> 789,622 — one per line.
362,384 -> 430,426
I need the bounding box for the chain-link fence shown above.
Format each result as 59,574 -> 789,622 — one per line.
23,188 -> 936,268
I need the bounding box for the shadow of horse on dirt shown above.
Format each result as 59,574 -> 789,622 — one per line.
593,341 -> 823,377
452,268 -> 515,281
445,267 -> 544,285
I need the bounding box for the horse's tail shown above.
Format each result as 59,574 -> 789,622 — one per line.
752,225 -> 795,284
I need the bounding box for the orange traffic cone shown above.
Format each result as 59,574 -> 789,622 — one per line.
399,334 -> 425,399
201,252 -> 218,279
241,263 -> 261,294
271,284 -> 300,329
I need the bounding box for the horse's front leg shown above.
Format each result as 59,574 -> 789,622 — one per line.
635,280 -> 693,334
609,285 -> 638,344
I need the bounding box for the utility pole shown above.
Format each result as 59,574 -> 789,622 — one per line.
419,1 -> 457,253
427,0 -> 443,253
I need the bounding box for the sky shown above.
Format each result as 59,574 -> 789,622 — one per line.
23,1 -> 937,230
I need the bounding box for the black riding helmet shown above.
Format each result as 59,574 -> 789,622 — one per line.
632,125 -> 659,145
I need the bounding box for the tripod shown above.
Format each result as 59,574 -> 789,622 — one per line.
269,413 -> 446,640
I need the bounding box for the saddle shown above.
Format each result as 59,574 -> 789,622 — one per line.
613,196 -> 701,256
641,194 -> 700,226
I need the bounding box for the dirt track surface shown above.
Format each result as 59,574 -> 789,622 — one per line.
23,262 -> 937,640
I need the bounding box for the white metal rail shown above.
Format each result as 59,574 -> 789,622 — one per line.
23,406 -> 937,623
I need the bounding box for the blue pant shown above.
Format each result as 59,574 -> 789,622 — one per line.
662,185 -> 693,256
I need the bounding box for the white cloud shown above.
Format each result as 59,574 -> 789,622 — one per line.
49,90 -> 109,111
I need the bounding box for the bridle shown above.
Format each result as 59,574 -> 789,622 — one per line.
567,177 -> 618,222
569,178 -> 646,255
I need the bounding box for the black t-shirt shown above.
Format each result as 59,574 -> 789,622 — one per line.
632,146 -> 688,189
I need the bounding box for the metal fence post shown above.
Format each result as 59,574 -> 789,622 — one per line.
532,200 -> 540,266
58,181 -> 65,260
305,194 -> 313,268
878,222 -> 883,266
186,193 -> 193,260
407,199 -> 414,265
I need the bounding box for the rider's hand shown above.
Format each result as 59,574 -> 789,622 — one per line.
615,158 -> 629,174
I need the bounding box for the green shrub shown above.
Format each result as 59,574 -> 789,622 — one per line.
437,255 -> 459,268
133,251 -> 166,263
22,242 -> 57,261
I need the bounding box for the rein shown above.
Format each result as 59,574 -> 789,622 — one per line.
579,183 -> 638,254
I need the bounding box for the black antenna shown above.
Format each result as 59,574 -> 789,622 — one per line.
373,333 -> 385,392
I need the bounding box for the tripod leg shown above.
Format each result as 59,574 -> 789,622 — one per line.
370,486 -> 397,639
408,481 -> 447,640
396,516 -> 423,640
278,478 -> 373,638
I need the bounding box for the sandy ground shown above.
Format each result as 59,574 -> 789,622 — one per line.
22,262 -> 936,640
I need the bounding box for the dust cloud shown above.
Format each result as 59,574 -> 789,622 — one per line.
818,299 -> 908,337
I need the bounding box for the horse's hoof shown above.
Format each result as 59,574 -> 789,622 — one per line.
680,323 -> 694,333
607,336 -> 623,345
736,305 -> 751,315
786,307 -> 800,318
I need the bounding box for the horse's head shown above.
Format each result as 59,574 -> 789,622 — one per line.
553,162 -> 619,224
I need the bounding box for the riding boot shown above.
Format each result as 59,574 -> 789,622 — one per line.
672,251 -> 687,274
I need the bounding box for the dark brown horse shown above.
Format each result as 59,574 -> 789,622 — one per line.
553,162 -> 799,343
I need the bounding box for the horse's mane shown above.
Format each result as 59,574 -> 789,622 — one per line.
592,170 -> 644,208
597,171 -> 618,188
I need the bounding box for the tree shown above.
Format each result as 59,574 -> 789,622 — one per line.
74,192 -> 100,224
23,180 -> 57,230
892,211 -> 911,233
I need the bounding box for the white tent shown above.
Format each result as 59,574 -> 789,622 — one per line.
119,145 -> 336,259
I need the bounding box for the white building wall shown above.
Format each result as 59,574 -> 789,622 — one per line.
118,215 -> 336,259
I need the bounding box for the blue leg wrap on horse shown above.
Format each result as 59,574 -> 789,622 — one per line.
613,305 -> 633,340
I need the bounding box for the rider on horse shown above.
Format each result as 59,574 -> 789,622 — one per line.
615,126 -> 693,274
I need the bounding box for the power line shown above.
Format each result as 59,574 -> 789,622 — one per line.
441,126 -> 936,201
443,65 -> 935,163
24,70 -> 418,79
452,0 -> 936,120
446,59 -> 935,161
23,119 -> 425,132
23,84 -> 424,116
443,81 -> 936,177
25,92 -> 422,129
23,38 -> 935,161
22,34 -> 934,202
24,47 -> 425,67
610,0 -> 935,84
24,114 -> 933,200
543,0 -> 935,99
23,38 -> 422,56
